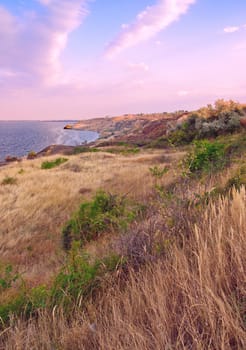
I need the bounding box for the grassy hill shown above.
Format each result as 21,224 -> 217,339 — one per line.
0,100 -> 245,349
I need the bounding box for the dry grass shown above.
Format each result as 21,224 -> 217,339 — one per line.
0,150 -> 180,285
1,140 -> 246,349
1,188 -> 245,349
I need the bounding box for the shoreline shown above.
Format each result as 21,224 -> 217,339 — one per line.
0,127 -> 100,167
0,141 -> 98,168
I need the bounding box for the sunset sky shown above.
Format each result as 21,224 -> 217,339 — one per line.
0,0 -> 246,120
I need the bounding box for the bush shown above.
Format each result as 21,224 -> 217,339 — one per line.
167,109 -> 242,145
73,147 -> 100,154
149,165 -> 169,179
27,151 -> 37,159
0,294 -> 27,325
51,244 -> 100,307
105,147 -> 140,155
185,140 -> 226,174
0,249 -> 124,325
49,243 -> 123,308
62,191 -> 139,250
1,176 -> 17,185
0,264 -> 19,292
41,158 -> 68,169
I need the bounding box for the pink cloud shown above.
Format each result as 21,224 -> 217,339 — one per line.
105,0 -> 196,58
127,62 -> 150,72
0,1 -> 88,89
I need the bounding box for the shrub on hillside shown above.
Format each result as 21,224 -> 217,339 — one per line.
73,147 -> 100,154
62,191 -> 140,250
41,158 -> 68,169
1,176 -> 17,185
168,109 -> 243,145
184,140 -> 226,175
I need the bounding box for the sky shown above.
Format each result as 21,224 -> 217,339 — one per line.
0,0 -> 246,120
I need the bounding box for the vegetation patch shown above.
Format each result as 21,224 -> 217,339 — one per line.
104,147 -> 140,155
0,247 -> 124,326
27,151 -> 37,159
41,157 -> 68,169
149,165 -> 169,179
167,100 -> 244,146
184,140 -> 226,175
62,191 -> 142,250
73,146 -> 100,154
1,176 -> 17,185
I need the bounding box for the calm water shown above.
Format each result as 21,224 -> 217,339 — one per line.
0,121 -> 98,161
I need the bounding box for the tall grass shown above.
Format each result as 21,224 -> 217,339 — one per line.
1,188 -> 245,349
0,150 -> 179,289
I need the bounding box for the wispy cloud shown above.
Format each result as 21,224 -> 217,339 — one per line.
223,23 -> 246,34
105,0 -> 196,58
224,26 -> 240,33
0,1 -> 89,88
127,62 -> 150,72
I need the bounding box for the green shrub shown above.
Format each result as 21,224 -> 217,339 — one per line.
41,158 -> 68,169
185,140 -> 226,175
0,264 -> 19,292
27,285 -> 49,310
0,294 -> 27,325
105,147 -> 140,155
0,248 -> 125,325
62,191 -> 140,250
149,166 -> 169,179
51,243 -> 123,308
73,147 -> 100,154
1,176 -> 17,185
168,129 -> 196,146
51,245 -> 100,307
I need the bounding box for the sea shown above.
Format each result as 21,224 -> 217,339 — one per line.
0,121 -> 98,161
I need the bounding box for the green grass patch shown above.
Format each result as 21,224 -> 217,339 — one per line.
1,176 -> 17,185
41,158 -> 68,169
62,191 -> 143,250
0,247 -> 124,326
105,147 -> 140,155
73,146 -> 100,154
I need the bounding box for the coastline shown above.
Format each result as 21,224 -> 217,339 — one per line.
0,126 -> 100,167
0,141 -> 99,168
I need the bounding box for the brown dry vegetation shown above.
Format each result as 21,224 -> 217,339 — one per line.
0,150 -> 181,286
1,188 -> 245,350
0,129 -> 246,349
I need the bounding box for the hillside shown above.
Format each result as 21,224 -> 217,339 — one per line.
72,100 -> 246,145
72,112 -> 186,144
0,100 -> 245,349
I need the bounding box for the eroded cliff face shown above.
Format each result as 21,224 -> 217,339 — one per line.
72,112 -> 187,144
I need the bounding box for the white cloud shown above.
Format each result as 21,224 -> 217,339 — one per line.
127,62 -> 149,72
224,26 -> 240,33
105,0 -> 196,58
0,1 -> 89,88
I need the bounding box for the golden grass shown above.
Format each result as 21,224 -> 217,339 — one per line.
0,150 -> 180,285
1,188 -> 245,349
